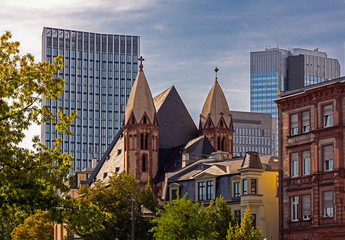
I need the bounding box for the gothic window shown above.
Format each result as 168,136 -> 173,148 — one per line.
221,137 -> 225,151
145,134 -> 148,150
140,134 -> 144,149
142,155 -> 147,172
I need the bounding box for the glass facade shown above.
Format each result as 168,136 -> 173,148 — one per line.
250,48 -> 340,156
41,27 -> 140,173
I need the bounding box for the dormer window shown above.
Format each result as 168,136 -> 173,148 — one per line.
143,116 -> 147,124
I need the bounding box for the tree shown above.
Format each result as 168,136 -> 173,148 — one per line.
0,31 -> 75,239
10,210 -> 53,240
134,179 -> 159,240
226,207 -> 263,240
150,195 -> 235,240
65,171 -> 142,240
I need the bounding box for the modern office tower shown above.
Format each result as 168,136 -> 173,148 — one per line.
41,27 -> 140,172
250,47 -> 340,155
232,111 -> 275,157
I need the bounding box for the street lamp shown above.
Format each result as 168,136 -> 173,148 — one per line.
131,199 -> 157,240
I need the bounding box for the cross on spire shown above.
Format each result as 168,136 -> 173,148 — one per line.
214,67 -> 219,80
139,56 -> 145,71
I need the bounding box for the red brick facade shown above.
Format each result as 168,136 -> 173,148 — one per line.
276,79 -> 345,239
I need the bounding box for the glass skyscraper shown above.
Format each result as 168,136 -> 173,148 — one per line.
250,47 -> 340,155
41,27 -> 140,172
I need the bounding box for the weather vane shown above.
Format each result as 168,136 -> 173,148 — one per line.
138,56 -> 145,71
214,67 -> 219,80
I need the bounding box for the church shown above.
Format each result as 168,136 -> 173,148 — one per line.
62,58 -> 279,240
79,58 -> 235,197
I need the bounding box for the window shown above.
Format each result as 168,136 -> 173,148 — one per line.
235,210 -> 241,223
234,182 -> 240,197
302,195 -> 310,220
197,180 -> 214,201
251,179 -> 257,195
323,145 -> 333,171
302,111 -> 310,133
291,153 -> 298,177
171,189 -> 178,200
302,151 -> 310,175
206,181 -> 214,200
323,104 -> 333,127
323,191 -> 333,217
242,179 -> 247,195
142,155 -> 147,172
251,214 -> 257,227
291,196 -> 299,221
290,113 -> 298,135
198,182 -> 206,201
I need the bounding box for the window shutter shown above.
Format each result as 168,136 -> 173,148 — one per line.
323,104 -> 332,116
291,114 -> 298,129
302,195 -> 310,218
302,111 -> 309,126
324,191 -> 333,208
323,145 -> 333,160
302,151 -> 310,159
291,152 -> 298,161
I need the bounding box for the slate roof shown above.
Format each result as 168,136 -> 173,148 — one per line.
241,151 -> 262,169
184,136 -> 215,161
153,86 -> 198,149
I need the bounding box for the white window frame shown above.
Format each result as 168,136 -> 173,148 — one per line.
291,153 -> 299,177
302,151 -> 310,175
291,196 -> 299,222
323,191 -> 334,217
302,195 -> 311,220
323,104 -> 333,127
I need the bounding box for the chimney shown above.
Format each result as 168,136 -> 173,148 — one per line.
92,158 -> 98,168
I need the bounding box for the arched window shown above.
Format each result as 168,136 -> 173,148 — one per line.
145,134 -> 148,150
220,121 -> 223,128
217,137 -> 221,151
142,155 -> 147,172
221,137 -> 225,151
140,134 -> 144,149
143,116 -> 147,124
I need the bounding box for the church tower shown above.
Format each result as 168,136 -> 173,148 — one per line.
123,57 -> 159,183
199,68 -> 234,156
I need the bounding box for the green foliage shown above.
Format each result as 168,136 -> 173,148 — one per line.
135,179 -> 159,240
226,207 -> 263,240
10,210 -> 53,240
64,172 -> 158,240
0,31 -> 76,239
150,195 -> 235,240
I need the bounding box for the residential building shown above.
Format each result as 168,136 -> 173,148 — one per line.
250,47 -> 340,155
164,152 -> 279,240
275,77 -> 345,239
41,27 -> 140,172
232,111 -> 275,157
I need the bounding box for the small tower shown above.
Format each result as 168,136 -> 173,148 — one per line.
123,57 -> 159,183
199,67 -> 234,156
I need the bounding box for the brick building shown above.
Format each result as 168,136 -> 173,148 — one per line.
275,77 -> 345,239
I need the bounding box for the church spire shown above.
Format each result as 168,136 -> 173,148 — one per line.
200,68 -> 231,129
124,56 -> 157,126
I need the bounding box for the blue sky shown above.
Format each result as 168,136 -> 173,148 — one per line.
1,0 -> 345,146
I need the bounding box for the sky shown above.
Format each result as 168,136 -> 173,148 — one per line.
1,0 -> 345,147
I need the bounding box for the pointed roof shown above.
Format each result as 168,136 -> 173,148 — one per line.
124,66 -> 156,125
200,79 -> 231,128
153,86 -> 198,148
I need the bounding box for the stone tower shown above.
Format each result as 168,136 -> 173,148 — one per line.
199,71 -> 234,156
123,59 -> 159,183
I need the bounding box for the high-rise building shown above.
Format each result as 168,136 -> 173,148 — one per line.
41,27 -> 140,172
250,47 -> 340,155
232,111 -> 275,157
